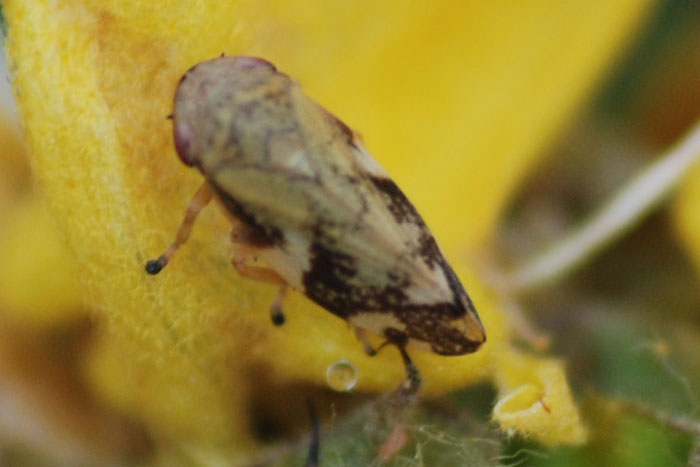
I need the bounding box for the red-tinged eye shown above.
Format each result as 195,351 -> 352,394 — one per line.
173,120 -> 196,166
234,56 -> 276,72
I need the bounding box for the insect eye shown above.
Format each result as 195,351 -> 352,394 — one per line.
234,56 -> 276,72
173,120 -> 196,166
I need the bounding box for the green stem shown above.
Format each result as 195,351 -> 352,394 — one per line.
509,119 -> 700,292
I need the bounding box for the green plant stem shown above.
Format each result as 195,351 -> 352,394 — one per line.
509,119 -> 700,292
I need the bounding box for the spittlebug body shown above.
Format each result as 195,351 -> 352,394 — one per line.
146,56 -> 486,394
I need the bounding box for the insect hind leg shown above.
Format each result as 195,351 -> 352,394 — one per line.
353,326 -> 378,356
146,182 -> 214,274
231,230 -> 289,326
269,285 -> 288,326
380,329 -> 422,402
395,345 -> 421,401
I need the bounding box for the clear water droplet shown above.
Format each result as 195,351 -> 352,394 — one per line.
325,360 -> 358,392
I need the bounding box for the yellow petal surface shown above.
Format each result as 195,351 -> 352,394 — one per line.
0,115 -> 83,327
0,196 -> 83,327
3,0 -> 653,456
0,116 -> 28,201
493,351 -> 588,445
676,163 -> 700,276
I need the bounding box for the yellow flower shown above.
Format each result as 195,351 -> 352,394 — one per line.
2,0 -> 655,461
676,163 -> 700,275
493,351 -> 588,445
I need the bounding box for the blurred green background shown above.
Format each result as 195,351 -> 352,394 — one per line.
1,0 -> 699,465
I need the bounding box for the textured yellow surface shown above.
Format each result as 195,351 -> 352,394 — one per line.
677,163 -> 700,276
0,117 -> 27,200
0,196 -> 83,326
3,0 -> 654,458
0,117 -> 84,327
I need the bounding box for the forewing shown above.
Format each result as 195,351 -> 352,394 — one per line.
207,93 -> 457,316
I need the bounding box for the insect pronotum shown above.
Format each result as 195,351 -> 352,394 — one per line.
146,56 -> 486,396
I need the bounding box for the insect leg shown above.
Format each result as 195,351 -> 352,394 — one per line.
377,423 -> 409,462
352,326 -> 377,356
230,238 -> 290,326
145,182 -> 214,274
395,345 -> 422,401
376,329 -> 423,402
269,285 -> 288,326
231,244 -> 286,283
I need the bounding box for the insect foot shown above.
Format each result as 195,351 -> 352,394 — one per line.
145,257 -> 166,275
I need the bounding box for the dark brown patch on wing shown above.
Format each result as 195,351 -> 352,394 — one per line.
320,107 -> 357,148
384,328 -> 409,347
394,259 -> 482,355
302,242 -> 359,316
369,176 -> 422,225
302,240 -> 467,316
394,304 -> 482,356
303,235 -> 444,318
210,183 -> 284,247
302,236 -> 483,355
369,176 -> 445,270
381,295 -> 482,355
440,259 -> 477,317
416,231 -> 442,269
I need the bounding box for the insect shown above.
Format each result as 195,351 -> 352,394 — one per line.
146,56 -> 486,396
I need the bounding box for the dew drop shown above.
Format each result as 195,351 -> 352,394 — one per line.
325,360 -> 358,392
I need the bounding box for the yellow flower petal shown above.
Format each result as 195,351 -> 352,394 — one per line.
0,196 -> 83,326
3,0 -> 653,455
239,0 -> 659,254
676,163 -> 700,275
493,351 -> 588,445
0,115 -> 28,201
0,112 -> 83,326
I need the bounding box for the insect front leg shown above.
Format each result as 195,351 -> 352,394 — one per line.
230,229 -> 290,326
146,181 -> 214,274
353,325 -> 378,356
